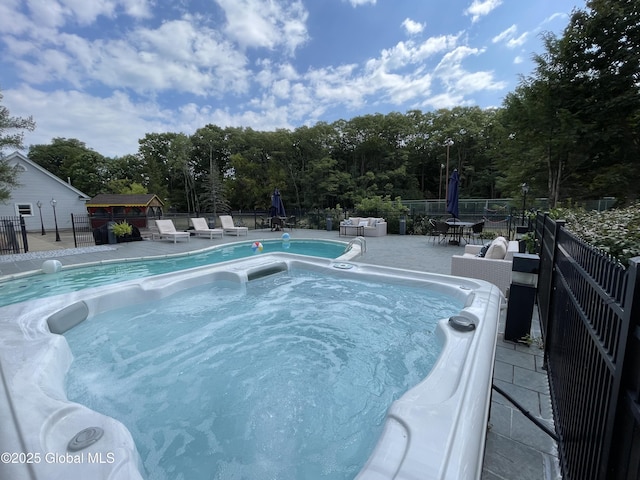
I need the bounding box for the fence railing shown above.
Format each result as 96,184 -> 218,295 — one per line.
71,214 -> 97,248
0,216 -> 28,255
535,212 -> 640,480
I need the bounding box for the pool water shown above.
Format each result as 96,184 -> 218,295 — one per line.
64,270 -> 462,480
0,240 -> 346,307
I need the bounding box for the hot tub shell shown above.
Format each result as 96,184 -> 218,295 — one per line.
0,254 -> 501,480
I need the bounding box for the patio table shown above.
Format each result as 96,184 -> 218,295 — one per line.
446,221 -> 474,245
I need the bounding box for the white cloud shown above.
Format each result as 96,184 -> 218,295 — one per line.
506,32 -> 528,48
5,85 -> 168,156
346,0 -> 376,6
492,25 -> 517,44
0,0 -> 34,36
215,0 -> 309,54
493,25 -> 529,49
402,18 -> 425,36
464,0 -> 502,23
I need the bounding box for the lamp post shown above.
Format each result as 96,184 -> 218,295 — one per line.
50,198 -> 61,242
521,183 -> 529,226
36,200 -> 46,235
439,163 -> 444,201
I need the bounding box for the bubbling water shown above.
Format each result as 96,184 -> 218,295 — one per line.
65,271 -> 462,480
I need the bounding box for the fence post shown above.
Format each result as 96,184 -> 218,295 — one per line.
71,213 -> 78,248
539,215 -> 564,367
608,256 -> 640,478
19,215 -> 28,253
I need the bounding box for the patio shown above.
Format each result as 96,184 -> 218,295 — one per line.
0,229 -> 560,480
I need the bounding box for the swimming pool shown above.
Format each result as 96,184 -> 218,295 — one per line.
0,255 -> 501,480
0,239 -> 354,307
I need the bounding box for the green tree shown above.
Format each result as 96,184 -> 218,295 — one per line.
0,91 -> 35,201
499,0 -> 640,205
28,138 -> 91,180
137,133 -> 174,204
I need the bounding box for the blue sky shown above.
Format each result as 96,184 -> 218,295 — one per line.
0,0 -> 583,157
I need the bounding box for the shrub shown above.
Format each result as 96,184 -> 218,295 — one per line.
549,203 -> 640,266
111,221 -> 133,237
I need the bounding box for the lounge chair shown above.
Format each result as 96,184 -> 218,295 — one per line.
219,215 -> 248,236
189,218 -> 224,239
154,219 -> 190,243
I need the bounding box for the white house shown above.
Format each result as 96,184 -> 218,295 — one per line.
0,151 -> 90,231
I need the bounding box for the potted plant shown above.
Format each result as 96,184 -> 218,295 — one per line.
519,232 -> 538,254
111,221 -> 133,242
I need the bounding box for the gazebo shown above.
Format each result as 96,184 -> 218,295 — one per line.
86,194 -> 164,229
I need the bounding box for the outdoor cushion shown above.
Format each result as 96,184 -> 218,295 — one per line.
476,243 -> 491,258
358,220 -> 369,227
485,237 -> 508,259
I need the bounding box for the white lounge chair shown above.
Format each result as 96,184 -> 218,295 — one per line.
189,218 -> 223,239
219,215 -> 248,236
154,219 -> 190,243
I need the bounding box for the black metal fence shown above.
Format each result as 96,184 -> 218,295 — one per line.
535,212 -> 640,480
71,214 -> 96,248
0,216 -> 28,254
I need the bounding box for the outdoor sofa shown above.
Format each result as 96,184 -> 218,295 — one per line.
339,217 -> 387,237
450,236 -> 519,295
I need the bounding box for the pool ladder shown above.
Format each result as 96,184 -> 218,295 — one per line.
346,236 -> 366,255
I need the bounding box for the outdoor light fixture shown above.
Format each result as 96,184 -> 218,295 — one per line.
439,163 -> 445,201
521,183 -> 529,226
50,198 -> 61,242
36,200 -> 46,235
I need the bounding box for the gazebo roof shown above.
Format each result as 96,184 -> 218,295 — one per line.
86,194 -> 164,207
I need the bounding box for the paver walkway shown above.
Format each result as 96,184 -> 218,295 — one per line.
1,229 -> 561,479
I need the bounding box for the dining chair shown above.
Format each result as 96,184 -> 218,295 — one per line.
468,221 -> 485,244
430,219 -> 450,244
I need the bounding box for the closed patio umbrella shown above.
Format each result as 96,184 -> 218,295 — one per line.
446,169 -> 459,220
446,170 -> 461,244
271,188 -> 286,217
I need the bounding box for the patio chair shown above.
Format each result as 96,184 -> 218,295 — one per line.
154,219 -> 190,243
467,221 -> 485,244
189,218 -> 223,239
219,215 -> 249,236
257,216 -> 271,230
284,216 -> 296,230
270,216 -> 283,231
430,219 -> 450,244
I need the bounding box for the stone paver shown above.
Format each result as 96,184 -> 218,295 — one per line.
1,229 -> 560,479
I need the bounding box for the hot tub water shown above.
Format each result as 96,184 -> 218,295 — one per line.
64,270 -> 462,480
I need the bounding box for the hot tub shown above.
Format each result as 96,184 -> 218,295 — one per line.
0,254 -> 501,480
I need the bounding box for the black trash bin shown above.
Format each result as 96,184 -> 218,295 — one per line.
326,217 -> 332,231
504,253 -> 540,343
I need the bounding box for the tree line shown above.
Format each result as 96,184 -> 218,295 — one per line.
2,0 -> 638,213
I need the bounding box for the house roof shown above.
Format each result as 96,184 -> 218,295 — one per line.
5,151 -> 91,199
86,194 -> 164,207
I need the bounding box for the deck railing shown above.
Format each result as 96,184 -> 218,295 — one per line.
535,212 -> 640,479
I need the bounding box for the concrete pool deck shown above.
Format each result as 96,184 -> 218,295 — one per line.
1,229 -> 560,480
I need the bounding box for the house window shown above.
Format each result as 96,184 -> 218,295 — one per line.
16,204 -> 34,216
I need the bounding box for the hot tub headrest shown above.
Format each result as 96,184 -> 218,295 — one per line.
47,301 -> 89,334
